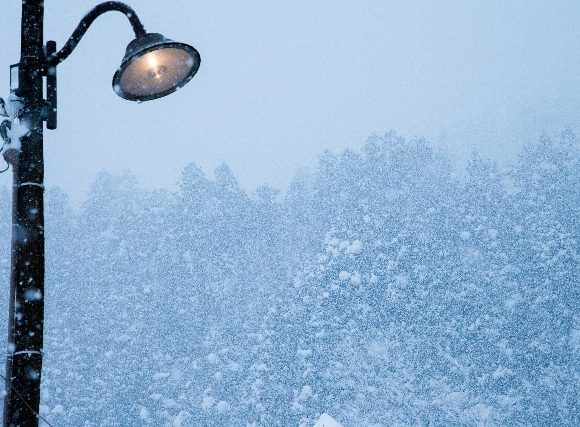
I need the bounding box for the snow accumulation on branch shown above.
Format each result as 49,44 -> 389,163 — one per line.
314,413 -> 343,427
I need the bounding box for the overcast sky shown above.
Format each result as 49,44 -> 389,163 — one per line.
1,1 -> 580,203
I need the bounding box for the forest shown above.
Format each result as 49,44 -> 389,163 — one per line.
0,131 -> 578,426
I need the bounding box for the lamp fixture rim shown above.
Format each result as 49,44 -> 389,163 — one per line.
112,36 -> 201,102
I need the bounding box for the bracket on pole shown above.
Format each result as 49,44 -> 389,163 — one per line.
10,63 -> 19,94
45,40 -> 57,129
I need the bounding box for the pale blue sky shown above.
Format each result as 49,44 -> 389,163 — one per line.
1,1 -> 580,203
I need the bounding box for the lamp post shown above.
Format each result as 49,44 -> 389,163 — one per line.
1,2 -> 200,425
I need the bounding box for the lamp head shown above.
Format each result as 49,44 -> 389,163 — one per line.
113,33 -> 200,101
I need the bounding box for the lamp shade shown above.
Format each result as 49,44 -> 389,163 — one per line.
113,33 -> 200,101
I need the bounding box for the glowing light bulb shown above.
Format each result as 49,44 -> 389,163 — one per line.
113,33 -> 200,101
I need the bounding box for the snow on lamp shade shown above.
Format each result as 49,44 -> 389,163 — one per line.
113,33 -> 200,101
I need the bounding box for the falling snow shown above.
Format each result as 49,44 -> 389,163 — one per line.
0,131 -> 578,425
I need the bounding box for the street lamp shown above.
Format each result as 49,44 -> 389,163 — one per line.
1,2 -> 200,425
113,32 -> 200,101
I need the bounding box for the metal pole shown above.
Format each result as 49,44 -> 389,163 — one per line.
3,0 -> 45,425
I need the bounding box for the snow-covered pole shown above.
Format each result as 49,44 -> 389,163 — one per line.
3,0 -> 46,425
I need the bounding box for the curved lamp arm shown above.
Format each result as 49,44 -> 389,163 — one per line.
47,1 -> 146,66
